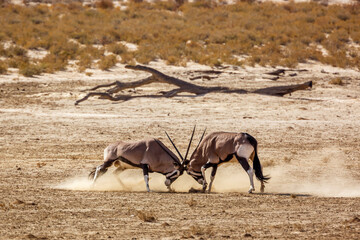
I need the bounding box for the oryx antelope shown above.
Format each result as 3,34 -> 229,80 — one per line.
89,137 -> 188,192
166,130 -> 270,193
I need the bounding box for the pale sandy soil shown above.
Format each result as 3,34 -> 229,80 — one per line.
0,61 -> 360,239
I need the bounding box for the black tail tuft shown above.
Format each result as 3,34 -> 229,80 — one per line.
245,133 -> 270,183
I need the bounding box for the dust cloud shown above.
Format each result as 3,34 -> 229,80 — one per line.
56,148 -> 360,197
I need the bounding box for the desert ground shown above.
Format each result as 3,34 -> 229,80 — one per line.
0,61 -> 360,239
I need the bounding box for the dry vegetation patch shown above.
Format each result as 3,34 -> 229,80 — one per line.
0,1 -> 360,76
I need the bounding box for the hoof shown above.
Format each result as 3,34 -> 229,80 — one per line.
248,188 -> 255,194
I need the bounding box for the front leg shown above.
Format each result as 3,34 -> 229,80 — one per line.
208,164 -> 218,193
141,164 -> 151,192
164,170 -> 180,192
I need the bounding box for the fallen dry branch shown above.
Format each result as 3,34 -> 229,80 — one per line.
75,65 -> 312,105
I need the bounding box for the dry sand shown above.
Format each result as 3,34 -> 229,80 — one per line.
1,61 -> 359,239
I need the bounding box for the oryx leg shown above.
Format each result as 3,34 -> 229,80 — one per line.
164,170 -> 180,192
141,164 -> 151,192
201,162 -> 217,192
236,155 -> 255,193
207,164 -> 218,193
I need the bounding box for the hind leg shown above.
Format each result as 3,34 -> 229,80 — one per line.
235,155 -> 255,193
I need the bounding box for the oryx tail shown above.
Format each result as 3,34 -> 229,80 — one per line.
246,133 -> 270,183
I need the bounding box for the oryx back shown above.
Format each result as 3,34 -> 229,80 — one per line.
106,138 -> 180,174
188,132 -> 253,172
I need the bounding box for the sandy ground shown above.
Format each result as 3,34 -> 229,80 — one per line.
0,61 -> 360,239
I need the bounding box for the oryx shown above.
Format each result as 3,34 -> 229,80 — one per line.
166,129 -> 270,193
89,136 -> 191,192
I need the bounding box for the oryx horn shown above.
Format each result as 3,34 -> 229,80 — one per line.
184,125 -> 196,162
165,131 -> 184,161
194,128 -> 206,152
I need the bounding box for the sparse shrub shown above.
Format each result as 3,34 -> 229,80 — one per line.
5,46 -> 27,58
6,56 -> 29,68
77,53 -> 93,72
40,54 -> 67,73
19,63 -> 43,77
98,54 -> 117,70
0,61 -> 7,74
95,0 -> 114,9
107,43 -> 127,55
119,52 -> 135,64
328,77 -> 344,85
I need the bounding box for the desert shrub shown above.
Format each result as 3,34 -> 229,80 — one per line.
6,56 -> 29,68
107,43 -> 127,55
77,53 -> 93,72
39,54 -> 67,73
328,77 -> 344,85
5,46 -> 27,58
19,63 -> 43,77
98,54 -> 117,70
49,41 -> 79,60
95,0 -> 114,9
119,52 -> 135,64
0,61 -> 7,74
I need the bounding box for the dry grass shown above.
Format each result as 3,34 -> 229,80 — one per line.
0,1 -> 360,76
329,77 -> 344,85
136,210 -> 156,222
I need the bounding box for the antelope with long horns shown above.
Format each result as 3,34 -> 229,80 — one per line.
89,136 -> 192,192
166,129 -> 270,193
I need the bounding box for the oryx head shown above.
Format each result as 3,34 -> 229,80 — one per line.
165,126 -> 206,172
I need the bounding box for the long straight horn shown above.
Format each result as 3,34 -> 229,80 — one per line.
165,131 -> 184,161
184,125 -> 196,162
195,128 -> 206,151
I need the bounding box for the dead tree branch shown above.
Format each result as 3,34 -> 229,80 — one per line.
75,65 -> 312,105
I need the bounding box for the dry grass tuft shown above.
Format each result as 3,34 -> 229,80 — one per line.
98,54 -> 117,70
283,156 -> 291,163
136,210 -> 156,222
186,197 -> 197,207
19,63 -> 42,77
262,159 -> 276,167
0,61 -> 7,74
95,0 -> 114,9
328,77 -> 344,85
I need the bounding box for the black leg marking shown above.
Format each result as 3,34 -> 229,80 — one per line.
221,153 -> 234,163
141,164 -> 149,176
211,164 -> 218,177
235,155 -> 250,171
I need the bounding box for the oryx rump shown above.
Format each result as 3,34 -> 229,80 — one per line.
89,138 -> 183,192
